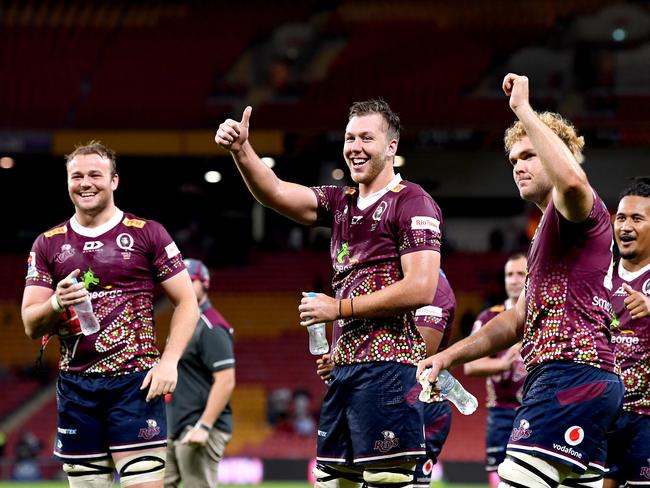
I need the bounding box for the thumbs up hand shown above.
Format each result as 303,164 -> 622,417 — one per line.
215,106 -> 252,153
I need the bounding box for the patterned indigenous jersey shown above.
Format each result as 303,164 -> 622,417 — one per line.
312,175 -> 442,366
25,209 -> 185,376
415,269 -> 456,402
471,303 -> 527,409
522,194 -> 616,372
610,259 -> 650,415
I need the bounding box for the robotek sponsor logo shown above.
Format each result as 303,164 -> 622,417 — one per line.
552,444 -> 583,459
592,296 -> 614,315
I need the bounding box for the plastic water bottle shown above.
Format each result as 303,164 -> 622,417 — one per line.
306,292 -> 329,355
71,277 -> 100,336
436,369 -> 478,415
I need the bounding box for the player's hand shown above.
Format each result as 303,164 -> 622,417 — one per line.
316,354 -> 334,383
215,106 -> 252,153
416,353 -> 449,384
623,283 -> 650,320
180,426 -> 209,447
299,292 -> 338,325
141,357 -> 178,402
55,269 -> 87,308
502,73 -> 530,113
501,344 -> 521,370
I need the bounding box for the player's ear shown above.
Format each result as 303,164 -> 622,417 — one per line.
386,138 -> 398,158
111,173 -> 119,191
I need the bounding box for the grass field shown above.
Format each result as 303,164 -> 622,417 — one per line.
0,483 -> 489,488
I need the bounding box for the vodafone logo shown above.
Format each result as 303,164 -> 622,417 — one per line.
564,426 -> 584,446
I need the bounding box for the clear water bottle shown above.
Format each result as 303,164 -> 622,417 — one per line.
71,277 -> 100,336
436,369 -> 478,415
306,292 -> 329,355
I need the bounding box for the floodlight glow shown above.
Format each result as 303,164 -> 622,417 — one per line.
394,155 -> 405,167
204,171 -> 222,183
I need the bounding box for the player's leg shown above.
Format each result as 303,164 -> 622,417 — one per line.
313,463 -> 365,488
486,407 -> 517,488
363,460 -> 418,488
349,363 -> 426,488
113,448 -> 166,488
558,470 -> 604,488
603,411 -> 650,488
414,401 -> 452,488
63,459 -> 115,488
497,452 -> 571,488
164,425 -> 231,488
106,370 -> 168,488
315,365 -> 363,487
55,372 -> 114,487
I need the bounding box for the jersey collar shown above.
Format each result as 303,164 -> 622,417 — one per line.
356,174 -> 403,210
70,208 -> 124,237
618,259 -> 650,281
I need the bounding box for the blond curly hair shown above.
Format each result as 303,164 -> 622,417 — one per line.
504,111 -> 585,164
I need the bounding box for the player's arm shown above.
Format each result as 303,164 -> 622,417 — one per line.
21,270 -> 86,339
299,250 -> 439,324
464,349 -> 518,377
418,292 -> 525,382
141,270 -> 199,401
215,106 -> 318,225
418,327 -> 444,358
503,73 -> 592,222
181,367 -> 235,445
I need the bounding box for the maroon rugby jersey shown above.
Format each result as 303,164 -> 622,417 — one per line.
25,209 -> 185,376
312,175 -> 442,366
522,194 -> 616,372
610,259 -> 650,415
471,303 -> 526,409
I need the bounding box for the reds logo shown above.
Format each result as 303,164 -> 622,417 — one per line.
374,430 -> 399,453
510,419 -> 532,441
138,419 -> 161,440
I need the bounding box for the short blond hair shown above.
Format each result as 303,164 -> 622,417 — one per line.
66,140 -> 117,176
504,111 -> 585,163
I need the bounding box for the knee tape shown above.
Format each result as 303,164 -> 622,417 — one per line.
63,459 -> 114,488
559,470 -> 603,488
313,463 -> 364,488
498,452 -> 568,488
363,461 -> 416,488
115,451 -> 165,487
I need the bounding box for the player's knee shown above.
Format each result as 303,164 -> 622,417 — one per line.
63,459 -> 114,488
497,452 -> 567,488
114,451 -> 165,487
559,470 -> 603,488
363,461 -> 416,488
313,463 -> 364,488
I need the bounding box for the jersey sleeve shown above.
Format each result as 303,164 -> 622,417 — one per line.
25,234 -> 55,289
310,185 -> 341,227
396,194 -> 442,255
414,304 -> 450,333
198,325 -> 235,373
145,221 -> 186,283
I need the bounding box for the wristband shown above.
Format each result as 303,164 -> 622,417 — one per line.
50,294 -> 63,313
340,298 -> 353,319
195,421 -> 211,432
